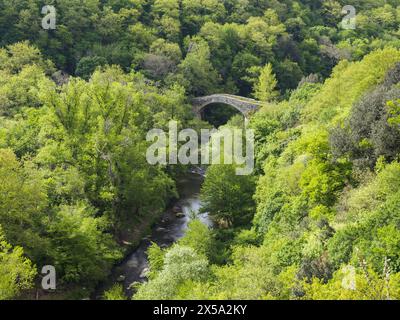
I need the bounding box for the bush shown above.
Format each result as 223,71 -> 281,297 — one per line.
0,226 -> 36,300
178,220 -> 214,258
104,284 -> 126,300
133,246 -> 209,300
330,86 -> 400,169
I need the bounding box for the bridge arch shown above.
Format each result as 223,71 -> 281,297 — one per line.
192,94 -> 263,120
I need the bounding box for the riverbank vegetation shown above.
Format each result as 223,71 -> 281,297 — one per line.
1,0 -> 400,300
135,47 -> 400,300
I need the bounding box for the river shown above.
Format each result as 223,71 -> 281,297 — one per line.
95,174 -> 210,299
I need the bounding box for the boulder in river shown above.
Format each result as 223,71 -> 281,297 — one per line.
172,205 -> 182,213
176,212 -> 185,218
117,275 -> 126,282
140,268 -> 150,279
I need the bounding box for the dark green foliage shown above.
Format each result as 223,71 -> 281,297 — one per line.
75,56 -> 107,80
330,86 -> 400,169
201,103 -> 241,128
383,62 -> 400,87
2,0 -> 399,95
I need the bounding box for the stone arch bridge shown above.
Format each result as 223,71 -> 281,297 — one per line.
192,94 -> 263,119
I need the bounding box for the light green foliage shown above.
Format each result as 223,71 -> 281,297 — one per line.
303,48 -> 400,123
133,246 -> 209,300
178,40 -> 221,96
0,148 -> 122,286
388,99 -> 400,127
181,0 -> 226,35
327,162 -> 400,272
0,42 -> 53,116
36,67 -> 182,216
304,264 -> 400,300
104,284 -> 126,300
0,55 -> 192,294
0,149 -> 49,258
243,10 -> 285,57
152,0 -> 181,42
0,226 -> 36,300
253,63 -> 278,102
193,242 -> 301,300
201,164 -> 255,228
179,220 -> 213,258
147,242 -> 166,279
0,41 -> 54,74
169,48 -> 400,301
47,203 -> 122,284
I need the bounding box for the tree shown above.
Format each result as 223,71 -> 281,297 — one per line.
152,0 -> 181,42
47,203 -> 122,285
178,40 -> 221,96
232,51 -> 261,96
181,0 -> 226,35
179,220 -> 214,258
253,63 -> 278,102
0,42 -> 54,116
141,39 -> 182,80
0,226 -> 36,300
304,263 -> 400,300
0,41 -> 54,74
133,246 -> 209,300
0,148 -> 49,260
201,165 -> 255,228
330,86 -> 400,169
276,59 -> 304,93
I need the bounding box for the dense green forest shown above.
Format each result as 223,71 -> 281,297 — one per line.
1,0 -> 400,300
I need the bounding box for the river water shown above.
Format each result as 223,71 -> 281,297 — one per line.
95,174 -> 210,299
